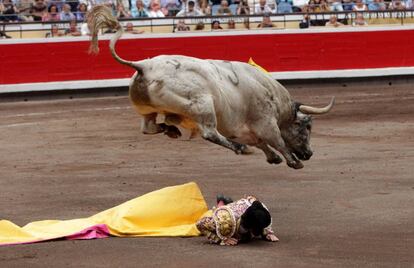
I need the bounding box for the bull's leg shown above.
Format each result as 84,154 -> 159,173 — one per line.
189,128 -> 198,139
191,97 -> 246,154
256,142 -> 282,164
141,113 -> 181,138
199,126 -> 247,154
141,113 -> 165,134
253,119 -> 303,169
163,114 -> 182,139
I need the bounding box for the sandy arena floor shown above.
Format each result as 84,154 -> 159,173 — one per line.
0,83 -> 413,267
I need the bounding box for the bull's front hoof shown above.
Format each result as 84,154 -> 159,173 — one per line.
267,156 -> 283,165
164,125 -> 182,139
287,161 -> 304,169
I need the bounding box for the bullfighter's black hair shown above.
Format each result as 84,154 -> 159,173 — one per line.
240,201 -> 271,236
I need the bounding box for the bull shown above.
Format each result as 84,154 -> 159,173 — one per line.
87,6 -> 334,169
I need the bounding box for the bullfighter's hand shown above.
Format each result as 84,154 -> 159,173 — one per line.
266,233 -> 279,242
222,237 -> 238,246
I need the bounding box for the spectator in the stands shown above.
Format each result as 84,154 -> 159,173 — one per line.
304,0 -> 316,12
132,0 -> 149,17
60,4 -> 76,20
237,0 -> 250,14
327,0 -> 343,11
292,0 -> 307,12
50,0 -> 65,11
217,0 -> 233,15
257,14 -> 275,27
118,0 -> 131,11
15,0 -> 33,21
325,14 -> 343,27
406,0 -> 414,9
313,0 -> 330,11
211,20 -> 223,30
227,19 -> 236,29
368,0 -> 386,10
30,0 -> 48,21
195,21 -> 205,30
352,12 -> 368,26
342,0 -> 354,11
197,0 -> 211,14
352,0 -> 368,10
46,24 -> 64,37
125,22 -> 145,33
116,2 -> 132,18
148,0 -> 165,17
67,0 -> 80,12
65,19 -> 81,36
176,0 -> 204,16
277,0 -> 293,13
268,0 -> 278,10
389,0 -> 406,9
76,3 -> 88,21
42,4 -> 60,21
178,0 -> 189,11
229,0 -> 240,12
162,0 -> 181,16
0,0 -> 19,22
254,0 -> 273,14
173,19 -> 190,31
211,0 -> 222,15
299,13 -> 310,28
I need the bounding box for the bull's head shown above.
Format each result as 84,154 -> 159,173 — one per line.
281,97 -> 335,162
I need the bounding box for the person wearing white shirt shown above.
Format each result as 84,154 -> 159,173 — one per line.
176,0 -> 204,16
254,0 -> 273,14
147,0 -> 166,17
292,0 -> 308,11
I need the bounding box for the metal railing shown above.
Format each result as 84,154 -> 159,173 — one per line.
1,10 -> 414,39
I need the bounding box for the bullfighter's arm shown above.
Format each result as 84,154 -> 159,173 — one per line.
196,206 -> 238,245
261,204 -> 279,242
196,216 -> 221,244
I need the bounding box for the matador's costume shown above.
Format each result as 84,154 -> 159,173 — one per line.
196,195 -> 276,245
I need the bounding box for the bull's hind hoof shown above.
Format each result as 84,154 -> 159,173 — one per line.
287,161 -> 304,169
241,146 -> 254,155
234,144 -> 247,155
164,125 -> 182,139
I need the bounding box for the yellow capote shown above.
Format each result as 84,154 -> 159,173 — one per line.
248,58 -> 269,73
0,182 -> 208,245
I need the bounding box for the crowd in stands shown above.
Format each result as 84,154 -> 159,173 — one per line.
0,0 -> 412,38
1,0 -> 414,23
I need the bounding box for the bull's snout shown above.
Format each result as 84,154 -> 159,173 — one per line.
295,150 -> 313,161
303,151 -> 313,160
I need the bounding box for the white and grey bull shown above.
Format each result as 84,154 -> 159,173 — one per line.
87,6 -> 334,169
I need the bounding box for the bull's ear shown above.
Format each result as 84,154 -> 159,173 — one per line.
295,110 -> 307,121
293,102 -> 303,115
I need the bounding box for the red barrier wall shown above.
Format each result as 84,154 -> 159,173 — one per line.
1,28 -> 414,86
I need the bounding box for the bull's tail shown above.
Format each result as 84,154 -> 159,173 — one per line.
87,5 -> 141,70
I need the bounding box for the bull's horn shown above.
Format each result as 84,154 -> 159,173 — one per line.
299,97 -> 335,115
